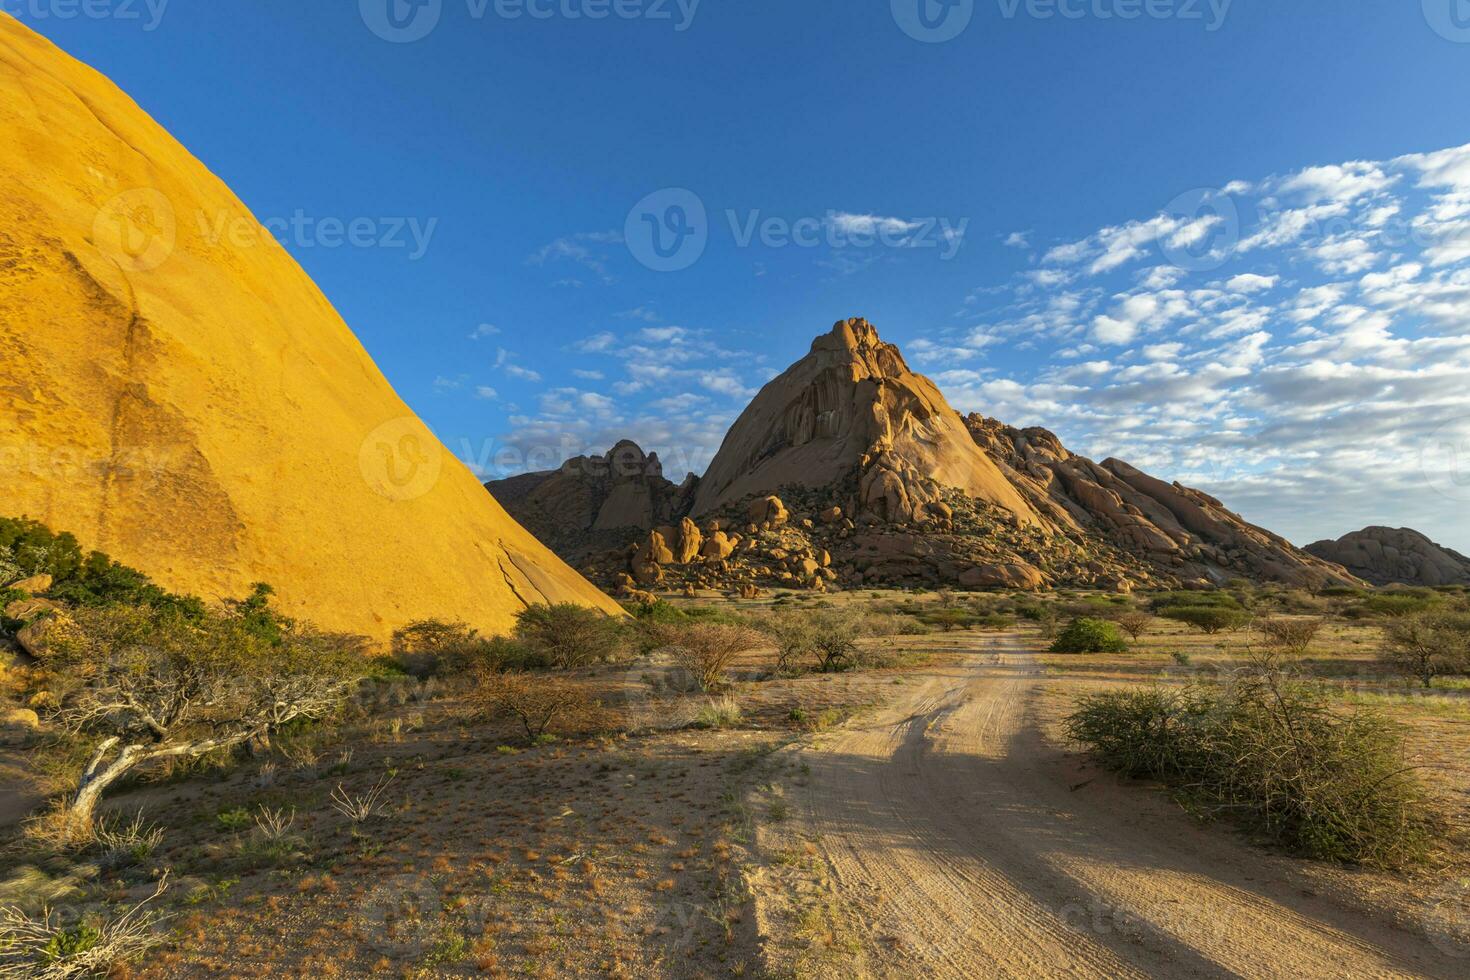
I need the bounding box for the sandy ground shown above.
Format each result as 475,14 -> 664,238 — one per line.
749,632 -> 1469,979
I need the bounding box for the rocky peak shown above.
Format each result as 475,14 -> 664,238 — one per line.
691,318 -> 1042,527
599,440 -> 663,481
1305,527 -> 1470,587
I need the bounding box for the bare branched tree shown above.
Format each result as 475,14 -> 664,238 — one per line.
39,603 -> 361,837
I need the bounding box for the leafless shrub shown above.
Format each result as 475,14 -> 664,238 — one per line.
657,623 -> 764,691
93,812 -> 164,870
0,874 -> 170,979
331,774 -> 395,824
1116,611 -> 1154,641
253,805 -> 296,842
467,672 -> 607,743
1258,617 -> 1324,654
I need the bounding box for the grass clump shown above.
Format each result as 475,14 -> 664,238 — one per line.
1049,618 -> 1128,654
1065,655 -> 1436,867
691,696 -> 743,730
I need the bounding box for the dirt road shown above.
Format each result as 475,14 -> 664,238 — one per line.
751,634 -> 1465,979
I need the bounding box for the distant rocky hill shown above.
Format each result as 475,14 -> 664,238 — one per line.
1305,527 -> 1470,587
0,16 -> 621,638
488,318 -> 1358,595
484,441 -> 695,561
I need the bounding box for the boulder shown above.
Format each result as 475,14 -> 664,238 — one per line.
958,562 -> 1045,590
703,532 -> 738,561
0,707 -> 40,744
4,598 -> 61,622
819,506 -> 844,525
630,560 -> 664,586
7,573 -> 52,595
16,613 -> 77,659
674,518 -> 703,564
637,530 -> 675,566
749,495 -> 789,527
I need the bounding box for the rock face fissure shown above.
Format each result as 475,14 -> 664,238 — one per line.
490,319 -> 1361,595
0,14 -> 621,638
1305,527 -> 1470,587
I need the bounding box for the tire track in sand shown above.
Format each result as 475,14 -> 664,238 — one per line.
756,634 -> 1460,979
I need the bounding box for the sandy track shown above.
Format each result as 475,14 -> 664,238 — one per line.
756,634 -> 1462,979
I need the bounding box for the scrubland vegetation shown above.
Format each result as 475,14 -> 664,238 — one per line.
2,515 -> 1468,975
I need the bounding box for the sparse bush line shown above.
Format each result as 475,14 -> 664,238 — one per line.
1065,653 -> 1438,868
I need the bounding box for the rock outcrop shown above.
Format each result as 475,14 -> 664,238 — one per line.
965,416 -> 1355,590
486,317 -> 1360,594
485,441 -> 696,561
1305,527 -> 1470,587
0,16 -> 622,639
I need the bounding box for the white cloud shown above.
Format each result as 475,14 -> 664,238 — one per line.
504,364 -> 543,383
826,212 -> 923,237
1225,273 -> 1278,293
1277,162 -> 1397,205
475,386 -> 499,400
1143,342 -> 1184,361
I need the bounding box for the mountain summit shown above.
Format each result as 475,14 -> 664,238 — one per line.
0,16 -> 620,637
693,319 -> 1041,527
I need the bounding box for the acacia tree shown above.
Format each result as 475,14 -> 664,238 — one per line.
41,599 -> 361,836
1116,611 -> 1154,641
1381,611 -> 1470,689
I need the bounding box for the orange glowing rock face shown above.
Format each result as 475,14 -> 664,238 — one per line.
0,14 -> 622,639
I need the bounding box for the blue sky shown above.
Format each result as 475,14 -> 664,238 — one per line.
14,1 -> 1470,550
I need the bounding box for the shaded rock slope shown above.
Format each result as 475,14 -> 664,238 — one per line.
488,318 -> 1357,595
484,441 -> 696,562
0,14 -> 622,638
1305,527 -> 1470,587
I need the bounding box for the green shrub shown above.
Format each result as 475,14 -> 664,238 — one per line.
389,619 -> 541,676
1149,590 -> 1241,612
1162,606 -> 1251,634
513,603 -> 627,670
758,608 -> 868,674
1355,593 -> 1439,619
1049,618 -> 1128,654
1,514 -> 203,616
1065,661 -> 1435,867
